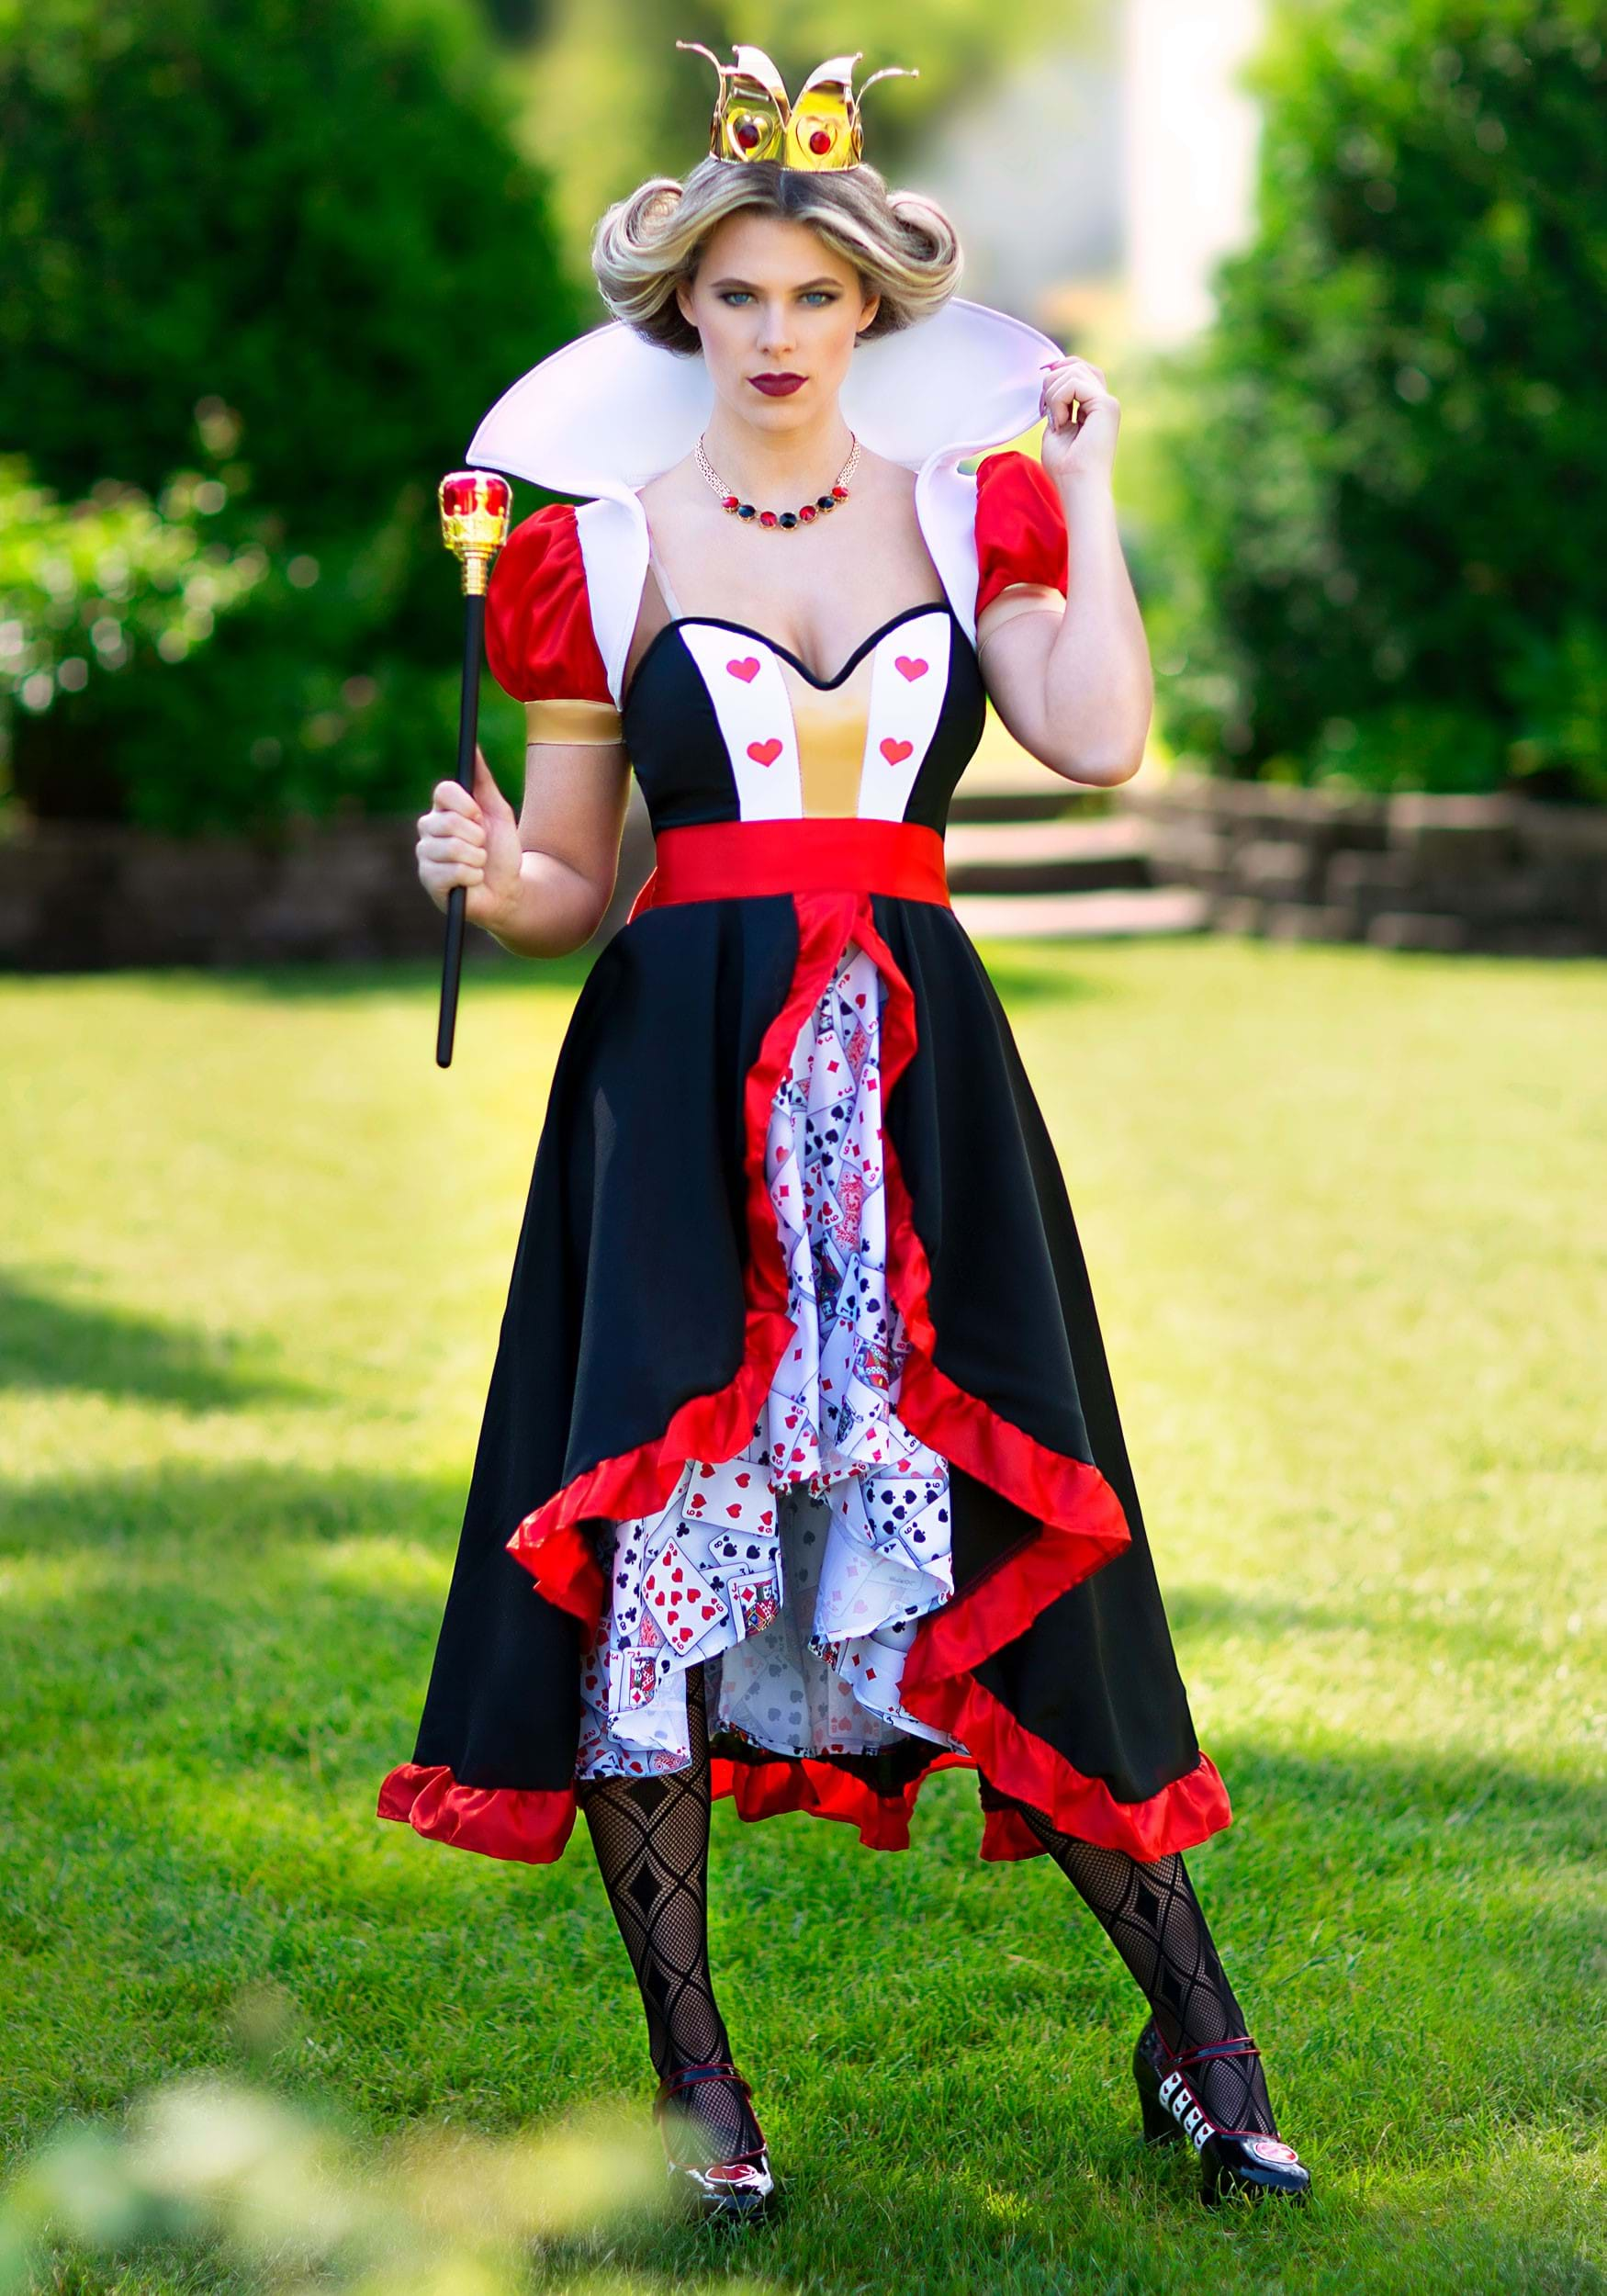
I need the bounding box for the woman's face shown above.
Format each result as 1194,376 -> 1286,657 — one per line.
675,210 -> 879,433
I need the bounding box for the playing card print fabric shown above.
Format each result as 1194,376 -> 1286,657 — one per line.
579,935 -> 962,1776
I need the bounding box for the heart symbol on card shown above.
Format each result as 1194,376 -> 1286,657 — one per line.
747,737 -> 782,766
727,657 -> 761,682
894,656 -> 928,681
880,737 -> 914,765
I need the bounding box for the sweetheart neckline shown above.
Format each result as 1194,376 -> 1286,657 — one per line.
621,602 -> 963,719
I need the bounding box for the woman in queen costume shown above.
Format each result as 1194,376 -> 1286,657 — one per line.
385,39 -> 1310,2222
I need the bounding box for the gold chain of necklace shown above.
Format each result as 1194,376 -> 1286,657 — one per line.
694,431 -> 861,531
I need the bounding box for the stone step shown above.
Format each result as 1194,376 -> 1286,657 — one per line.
952,885 -> 1211,940
948,776 -> 1089,824
949,742 -> 1092,822
945,816 -> 1154,895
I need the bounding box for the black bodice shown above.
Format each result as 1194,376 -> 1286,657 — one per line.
619,603 -> 989,836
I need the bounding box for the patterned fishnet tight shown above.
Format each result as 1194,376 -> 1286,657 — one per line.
576,1661 -> 764,2165
1006,1798 -> 1279,2136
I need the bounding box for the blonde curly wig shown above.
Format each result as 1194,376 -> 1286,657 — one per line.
591,156 -> 963,356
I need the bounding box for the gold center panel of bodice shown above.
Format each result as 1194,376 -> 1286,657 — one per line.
667,607 -> 958,823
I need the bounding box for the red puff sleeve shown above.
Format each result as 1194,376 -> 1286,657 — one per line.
484,502 -> 624,745
973,449 -> 1069,624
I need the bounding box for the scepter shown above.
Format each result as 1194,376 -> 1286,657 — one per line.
434,468 -> 512,1067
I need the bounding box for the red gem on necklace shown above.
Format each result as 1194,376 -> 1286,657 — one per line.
830,485 -> 848,500
758,510 -> 778,527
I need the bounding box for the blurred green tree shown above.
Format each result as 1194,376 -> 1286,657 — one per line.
1147,0 -> 1607,802
518,0 -> 1099,293
0,0 -> 587,829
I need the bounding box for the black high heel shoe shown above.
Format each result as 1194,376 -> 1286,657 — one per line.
1133,2017 -> 1311,2205
652,2059 -> 778,2223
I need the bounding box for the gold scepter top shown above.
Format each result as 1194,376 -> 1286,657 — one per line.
438,468 -> 512,596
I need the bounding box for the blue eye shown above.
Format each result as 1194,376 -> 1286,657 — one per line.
719,290 -> 837,306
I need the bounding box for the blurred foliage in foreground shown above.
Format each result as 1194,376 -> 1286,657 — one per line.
0,0 -> 584,835
1147,0 -> 1607,802
0,1992 -> 760,2296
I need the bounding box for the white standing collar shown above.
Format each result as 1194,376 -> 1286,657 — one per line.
466,296 -> 1061,704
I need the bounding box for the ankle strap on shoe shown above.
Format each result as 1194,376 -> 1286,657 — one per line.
1165,2035 -> 1263,2070
654,2059 -> 752,2114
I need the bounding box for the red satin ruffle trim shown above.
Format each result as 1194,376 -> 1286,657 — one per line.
472,885 -> 1231,1867
501,890 -> 857,1629
376,1761 -> 579,1863
376,1743 -> 1229,1866
505,888 -> 1129,1626
710,1748 -> 976,1850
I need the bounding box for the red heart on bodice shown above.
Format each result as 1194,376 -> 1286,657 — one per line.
747,737 -> 782,767
880,737 -> 914,764
894,656 -> 928,681
727,657 -> 761,682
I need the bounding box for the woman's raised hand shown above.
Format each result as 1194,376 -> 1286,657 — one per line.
1038,351 -> 1120,490
416,747 -> 523,928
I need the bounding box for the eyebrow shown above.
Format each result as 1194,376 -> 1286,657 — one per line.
707,276 -> 845,290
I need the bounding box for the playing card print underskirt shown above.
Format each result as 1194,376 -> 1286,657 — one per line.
576,934 -> 969,1780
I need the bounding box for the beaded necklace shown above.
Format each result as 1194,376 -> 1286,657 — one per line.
694,431 -> 861,529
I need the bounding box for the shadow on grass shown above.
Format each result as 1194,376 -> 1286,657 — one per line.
0,1268 -> 312,1412
114,950 -> 606,1004
0,1460 -> 457,1563
1164,1580 -> 1572,1673
60,937 -> 1133,1018
3,1457 -> 1603,2289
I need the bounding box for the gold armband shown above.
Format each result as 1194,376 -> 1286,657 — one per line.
976,582 -> 1066,643
523,696 -> 625,746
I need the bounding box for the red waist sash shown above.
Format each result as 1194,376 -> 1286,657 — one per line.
630,817 -> 950,920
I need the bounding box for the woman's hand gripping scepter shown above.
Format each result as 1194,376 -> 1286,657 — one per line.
431,470 -> 513,1066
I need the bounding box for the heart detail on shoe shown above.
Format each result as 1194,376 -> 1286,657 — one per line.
726,657 -> 761,682
1244,2137 -> 1301,2166
747,737 -> 782,767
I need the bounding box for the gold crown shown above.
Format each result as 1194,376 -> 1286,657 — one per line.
676,40 -> 917,172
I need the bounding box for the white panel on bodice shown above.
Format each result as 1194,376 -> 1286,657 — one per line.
856,612 -> 954,821
677,624 -> 804,819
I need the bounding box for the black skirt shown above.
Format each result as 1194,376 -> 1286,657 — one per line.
378,851 -> 1231,1867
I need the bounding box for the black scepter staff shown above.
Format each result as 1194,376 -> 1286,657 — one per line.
435,467 -> 512,1067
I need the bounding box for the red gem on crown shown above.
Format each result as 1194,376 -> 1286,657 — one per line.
440,471 -> 511,519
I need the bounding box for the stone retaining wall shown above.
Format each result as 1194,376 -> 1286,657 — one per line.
0,800 -> 657,970
1116,773 -> 1607,955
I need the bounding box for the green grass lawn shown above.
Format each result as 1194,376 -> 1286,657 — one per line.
2,937 -> 1603,2294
